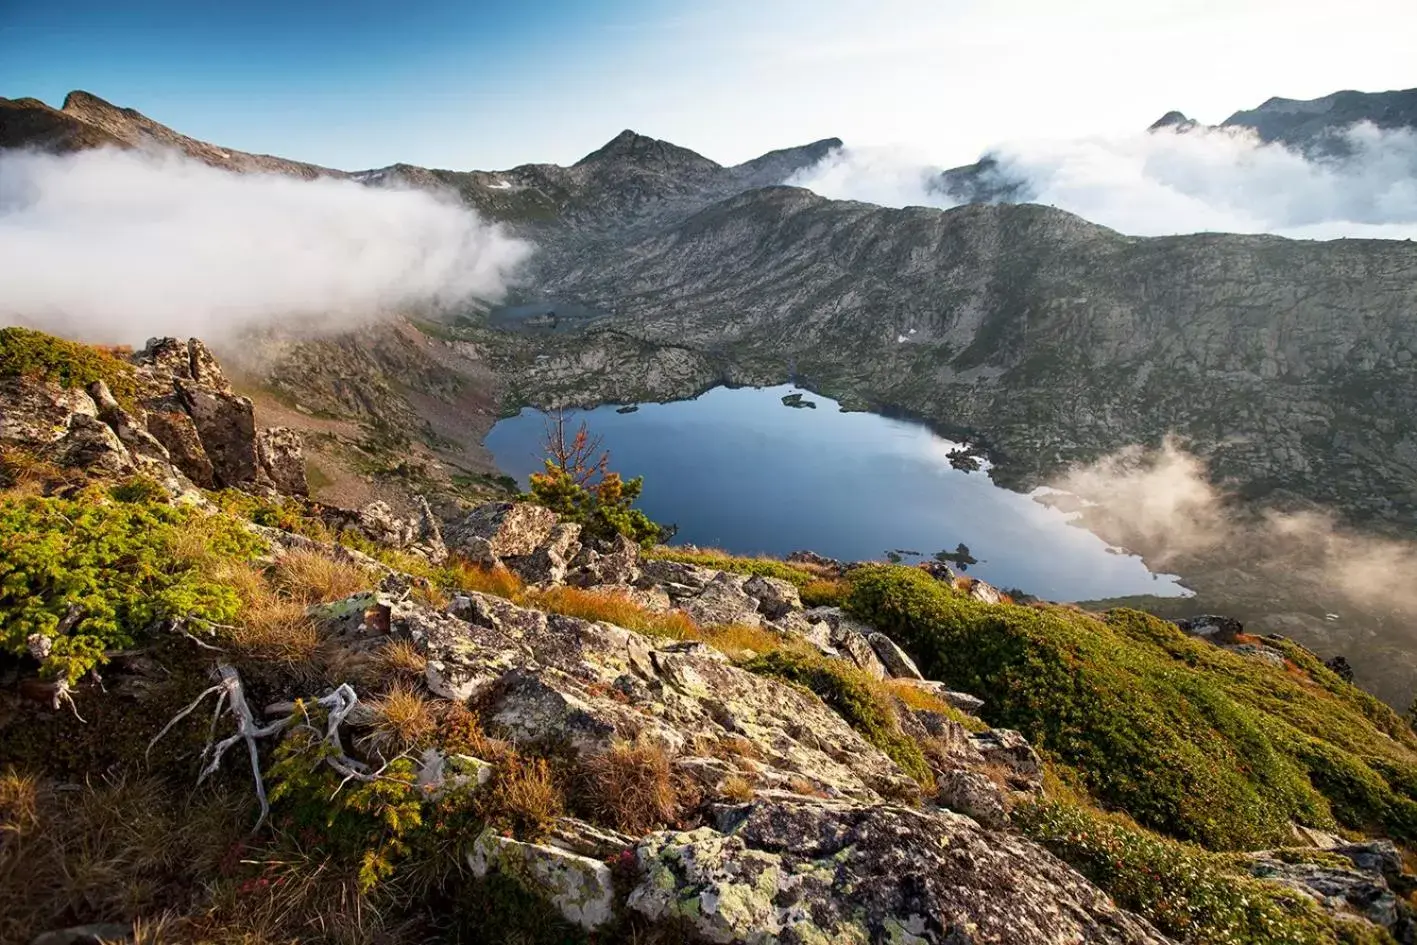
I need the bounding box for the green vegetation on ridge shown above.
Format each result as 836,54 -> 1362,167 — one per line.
846,564 -> 1417,850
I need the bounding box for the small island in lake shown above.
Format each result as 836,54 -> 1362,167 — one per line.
781,392 -> 817,409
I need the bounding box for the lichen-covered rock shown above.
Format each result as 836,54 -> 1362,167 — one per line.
513,521 -> 583,586
414,747 -> 493,799
868,631 -> 924,680
1246,852 -> 1400,933
256,426 -> 307,495
679,574 -> 763,628
0,376 -> 98,449
175,377 -> 259,486
628,797 -> 1168,944
144,406 -> 215,488
468,828 -> 615,930
56,414 -> 135,477
567,533 -> 641,587
969,729 -> 1043,791
400,592 -> 916,799
638,558 -> 720,593
449,501 -> 560,559
935,767 -> 1009,829
806,608 -> 889,679
785,549 -> 843,573
742,575 -> 802,619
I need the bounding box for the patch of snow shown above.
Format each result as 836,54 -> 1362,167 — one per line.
487,180 -> 514,190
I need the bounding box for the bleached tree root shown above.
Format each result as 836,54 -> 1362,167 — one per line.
148,663 -> 379,829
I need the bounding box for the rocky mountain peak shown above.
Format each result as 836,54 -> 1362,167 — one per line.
1147,109 -> 1197,132
574,128 -> 722,174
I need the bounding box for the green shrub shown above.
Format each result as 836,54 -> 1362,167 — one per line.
1015,800 -> 1374,944
526,463 -> 665,547
846,565 -> 1417,849
0,327 -> 138,406
743,648 -> 932,787
0,490 -> 265,682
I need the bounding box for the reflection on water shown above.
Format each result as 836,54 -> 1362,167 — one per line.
485,385 -> 1188,602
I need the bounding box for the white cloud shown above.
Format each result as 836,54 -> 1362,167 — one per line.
790,123 -> 1417,240
0,147 -> 533,344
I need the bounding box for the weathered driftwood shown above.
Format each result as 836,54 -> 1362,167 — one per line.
148,662 -> 375,828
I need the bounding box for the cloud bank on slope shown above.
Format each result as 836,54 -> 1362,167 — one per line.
0,147 -> 533,344
1049,438 -> 1417,618
791,123 -> 1417,240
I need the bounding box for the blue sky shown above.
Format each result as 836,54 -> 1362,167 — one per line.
4,0 -> 1416,172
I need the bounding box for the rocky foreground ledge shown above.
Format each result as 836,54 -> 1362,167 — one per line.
3,329 -> 1415,944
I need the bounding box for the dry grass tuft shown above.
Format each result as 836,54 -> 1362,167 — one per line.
717,774 -> 756,803
480,755 -> 564,840
272,549 -> 373,605
444,558 -> 526,601
375,639 -> 428,681
689,623 -> 789,661
581,740 -> 682,835
533,586 -> 698,639
799,578 -> 849,608
360,684 -> 438,757
785,776 -> 830,799
437,702 -> 507,761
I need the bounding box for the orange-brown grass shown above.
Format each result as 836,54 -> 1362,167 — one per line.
717,774 -> 756,803
884,679 -> 989,732
688,623 -> 791,661
374,639 -> 428,680
359,684 -> 438,756
532,586 -> 697,639
479,755 -> 564,840
580,741 -> 682,834
271,549 -> 373,605
701,734 -> 764,764
442,557 -> 526,601
437,702 -> 508,761
785,776 -> 830,799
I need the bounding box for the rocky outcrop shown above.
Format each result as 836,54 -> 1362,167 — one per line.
628,797 -> 1169,944
0,335 -> 307,498
1245,842 -> 1415,939
469,829 -> 616,930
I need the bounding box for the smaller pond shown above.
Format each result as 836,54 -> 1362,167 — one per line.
485,385 -> 1188,602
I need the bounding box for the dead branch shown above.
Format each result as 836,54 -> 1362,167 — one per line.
542,408 -> 609,487
148,664 -> 381,829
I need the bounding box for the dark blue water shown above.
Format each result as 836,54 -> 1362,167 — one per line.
485,385 -> 1188,602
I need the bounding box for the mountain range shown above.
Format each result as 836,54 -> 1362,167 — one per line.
4,87 -> 1417,703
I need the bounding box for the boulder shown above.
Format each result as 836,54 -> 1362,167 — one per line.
175,377 -> 259,486
742,574 -> 802,619
468,828 -> 615,930
1174,614 -> 1245,645
806,607 -> 889,679
0,376 -> 98,449
567,534 -> 641,587
638,558 -> 719,592
918,560 -> 956,584
512,522 -> 582,586
868,631 -> 924,680
935,766 -> 1009,829
900,679 -> 985,714
402,592 -> 917,800
785,549 -> 843,574
627,797 -> 1168,944
970,728 -> 1043,791
144,407 -> 215,488
256,426 -> 307,495
56,414 -> 134,477
965,578 -> 1006,605
679,574 -> 763,628
449,501 -> 559,559
1246,852 -> 1399,933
